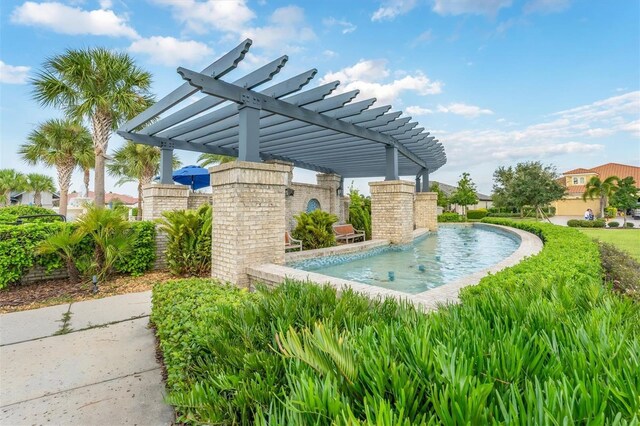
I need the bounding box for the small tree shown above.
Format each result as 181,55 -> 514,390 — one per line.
450,173 -> 478,216
348,186 -> 371,240
610,177 -> 639,226
492,166 -> 517,211
25,173 -> 56,206
429,182 -> 449,208
583,176 -> 619,219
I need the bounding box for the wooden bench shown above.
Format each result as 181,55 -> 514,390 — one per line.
333,224 -> 365,244
285,231 -> 302,251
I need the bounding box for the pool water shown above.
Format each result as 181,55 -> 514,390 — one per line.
290,225 -> 520,294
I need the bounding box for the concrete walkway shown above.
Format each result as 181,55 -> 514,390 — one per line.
0,291 -> 174,425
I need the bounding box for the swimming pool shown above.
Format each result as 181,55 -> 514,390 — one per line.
289,224 -> 521,294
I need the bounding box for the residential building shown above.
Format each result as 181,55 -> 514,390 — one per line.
430,180 -> 493,213
10,191 -> 59,208
553,163 -> 640,216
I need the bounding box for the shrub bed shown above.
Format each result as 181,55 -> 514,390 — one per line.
437,212 -> 465,222
608,221 -> 620,228
466,208 -> 488,219
152,220 -> 640,424
567,219 -> 606,228
597,241 -> 640,301
0,220 -> 156,289
0,205 -> 59,224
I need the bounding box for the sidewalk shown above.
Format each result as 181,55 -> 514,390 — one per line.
0,291 -> 174,425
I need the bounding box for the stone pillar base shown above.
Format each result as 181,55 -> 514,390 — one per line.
414,192 -> 438,231
369,180 -> 414,244
210,161 -> 291,287
141,184 -> 189,221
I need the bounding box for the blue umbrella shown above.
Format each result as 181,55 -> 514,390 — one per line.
172,165 -> 210,190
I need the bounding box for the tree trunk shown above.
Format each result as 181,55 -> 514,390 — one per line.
137,180 -> 143,220
56,159 -> 74,217
4,193 -> 10,206
66,258 -> 80,284
91,113 -> 112,208
83,168 -> 90,198
34,191 -> 42,206
600,196 -> 605,219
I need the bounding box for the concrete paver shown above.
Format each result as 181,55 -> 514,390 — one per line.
0,369 -> 173,426
68,291 -> 151,331
0,303 -> 71,345
0,318 -> 159,406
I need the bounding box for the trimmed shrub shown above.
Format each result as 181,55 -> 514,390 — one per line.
114,221 -> 156,276
567,219 -> 606,228
605,206 -> 617,218
466,208 -> 488,219
437,212 -> 465,222
0,205 -> 59,224
597,241 -> 640,301
487,212 -> 521,218
292,209 -> 338,250
608,221 -> 620,228
159,204 -> 212,277
153,219 -> 639,424
625,222 -> 635,228
348,188 -> 371,240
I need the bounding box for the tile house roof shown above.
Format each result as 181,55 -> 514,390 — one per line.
561,163 -> 640,195
69,191 -> 138,205
564,167 -> 597,175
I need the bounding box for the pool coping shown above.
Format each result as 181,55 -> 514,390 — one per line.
247,223 -> 543,311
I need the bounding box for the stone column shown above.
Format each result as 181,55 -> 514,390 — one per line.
369,180 -> 414,244
210,161 -> 291,287
414,192 -> 438,231
141,184 -> 189,220
316,173 -> 342,219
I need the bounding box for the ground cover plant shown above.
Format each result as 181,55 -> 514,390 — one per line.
152,220 -> 640,424
597,241 -> 640,301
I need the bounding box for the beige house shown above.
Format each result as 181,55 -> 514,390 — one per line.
553,163 -> 640,216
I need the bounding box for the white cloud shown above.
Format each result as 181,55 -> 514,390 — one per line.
0,61 -> 30,84
128,36 -> 213,66
406,106 -> 433,116
524,0 -> 571,14
412,29 -> 434,46
319,59 -> 442,105
11,1 -> 139,38
99,0 -> 113,8
437,102 -> 494,117
323,50 -> 338,58
240,6 -> 315,52
151,0 -> 255,34
432,0 -> 512,16
552,91 -> 640,123
323,17 -> 357,34
372,0 -> 418,21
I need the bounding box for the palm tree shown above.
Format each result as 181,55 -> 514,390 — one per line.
25,173 -> 56,206
76,145 -> 95,198
107,142 -> 181,219
19,119 -> 93,216
0,169 -> 26,206
31,47 -> 153,208
197,153 -> 235,168
583,175 -> 619,218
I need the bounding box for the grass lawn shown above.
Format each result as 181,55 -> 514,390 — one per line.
578,228 -> 640,261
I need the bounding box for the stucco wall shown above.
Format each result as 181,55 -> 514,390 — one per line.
554,197 -> 600,216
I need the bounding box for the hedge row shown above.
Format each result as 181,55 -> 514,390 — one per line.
152,219 -> 639,424
437,212 -> 465,222
0,205 -> 59,224
567,219 -> 606,228
0,221 -> 156,288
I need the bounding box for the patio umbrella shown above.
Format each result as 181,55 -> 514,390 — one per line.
172,165 -> 210,190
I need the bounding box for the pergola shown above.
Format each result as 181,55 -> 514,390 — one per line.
118,39 -> 446,191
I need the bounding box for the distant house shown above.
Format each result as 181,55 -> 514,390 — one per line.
68,191 -> 138,207
10,191 -> 59,208
431,181 -> 493,213
553,163 -> 640,216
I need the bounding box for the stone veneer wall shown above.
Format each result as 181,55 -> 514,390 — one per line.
20,264 -> 69,284
210,161 -> 290,287
369,180 -> 415,244
187,193 -> 212,210
414,192 -> 438,231
286,183 -> 332,229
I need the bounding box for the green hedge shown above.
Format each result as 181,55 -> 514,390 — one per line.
567,219 -> 606,228
437,212 -> 465,222
0,221 -> 156,288
152,220 -> 639,424
0,205 -> 59,224
466,208 -> 488,219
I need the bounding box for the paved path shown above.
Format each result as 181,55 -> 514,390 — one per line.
0,291 -> 174,425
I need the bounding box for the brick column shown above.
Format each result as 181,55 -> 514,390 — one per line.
316,173 -> 342,219
414,192 -> 438,231
369,180 -> 414,244
141,184 -> 189,220
210,161 -> 291,287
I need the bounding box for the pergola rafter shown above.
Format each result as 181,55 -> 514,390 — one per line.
118,38 -> 446,184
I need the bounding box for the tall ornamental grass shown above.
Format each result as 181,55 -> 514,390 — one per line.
152,220 -> 640,425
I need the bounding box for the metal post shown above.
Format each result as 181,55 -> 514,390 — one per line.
238,105 -> 261,162
415,174 -> 421,192
339,177 -> 344,196
160,147 -> 174,184
385,146 -> 399,181
423,170 -> 430,192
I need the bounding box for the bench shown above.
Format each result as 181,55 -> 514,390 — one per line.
285,231 -> 302,251
333,224 -> 365,244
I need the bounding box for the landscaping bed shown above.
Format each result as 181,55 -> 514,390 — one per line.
152,220 -> 640,424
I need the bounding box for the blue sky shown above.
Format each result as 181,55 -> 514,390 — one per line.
1,0 -> 638,196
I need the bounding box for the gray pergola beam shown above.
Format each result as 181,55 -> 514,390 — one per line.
177,67 -> 429,170
119,39 -> 252,132
159,69 -> 318,140
141,56 -> 288,136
